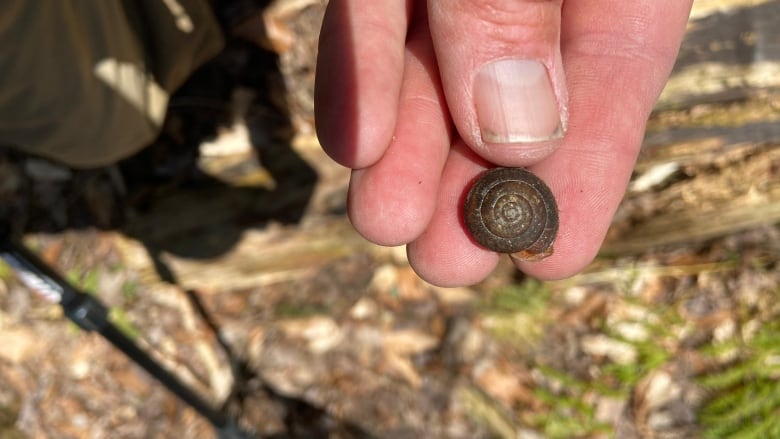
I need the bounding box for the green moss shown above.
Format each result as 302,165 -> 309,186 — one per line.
528,370 -> 613,438
0,260 -> 13,280
274,301 -> 330,318
121,280 -> 139,302
481,280 -> 550,314
108,307 -> 141,340
66,268 -> 100,295
479,280 -> 552,352
699,318 -> 780,438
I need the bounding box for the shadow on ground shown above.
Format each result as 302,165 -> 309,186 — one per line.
0,35 -> 380,438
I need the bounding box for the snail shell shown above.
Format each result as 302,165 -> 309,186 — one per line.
464,167 -> 558,260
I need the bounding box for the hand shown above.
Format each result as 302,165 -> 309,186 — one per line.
314,0 -> 693,286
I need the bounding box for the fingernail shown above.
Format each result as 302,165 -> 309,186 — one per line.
474,59 -> 563,144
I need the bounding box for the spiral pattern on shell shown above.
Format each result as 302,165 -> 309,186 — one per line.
464,167 -> 558,258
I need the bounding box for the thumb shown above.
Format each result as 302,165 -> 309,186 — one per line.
428,0 -> 566,166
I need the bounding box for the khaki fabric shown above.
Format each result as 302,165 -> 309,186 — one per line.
0,0 -> 224,168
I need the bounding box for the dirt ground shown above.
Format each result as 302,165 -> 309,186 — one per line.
1,1 -> 779,438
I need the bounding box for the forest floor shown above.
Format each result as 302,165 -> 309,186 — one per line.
1,1 -> 779,438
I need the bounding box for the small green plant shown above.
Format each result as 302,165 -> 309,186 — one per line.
121,280 -> 139,301
274,301 -> 330,318
66,268 -> 100,295
0,260 -> 13,280
528,367 -> 613,438
481,279 -> 551,314
699,318 -> 780,439
601,333 -> 671,389
479,280 -> 552,353
109,307 -> 141,340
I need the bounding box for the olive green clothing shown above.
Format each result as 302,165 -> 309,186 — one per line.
0,0 -> 224,168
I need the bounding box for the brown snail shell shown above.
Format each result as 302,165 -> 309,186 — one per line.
464,167 -> 558,260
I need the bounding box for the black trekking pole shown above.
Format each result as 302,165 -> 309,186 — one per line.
0,232 -> 255,439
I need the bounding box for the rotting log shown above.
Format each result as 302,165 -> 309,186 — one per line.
600,0 -> 780,255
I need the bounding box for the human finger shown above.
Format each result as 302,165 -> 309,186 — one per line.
347,2 -> 452,246
412,0 -> 693,284
428,0 -> 567,167
515,0 -> 694,279
314,0 -> 412,168
407,140 -> 500,287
